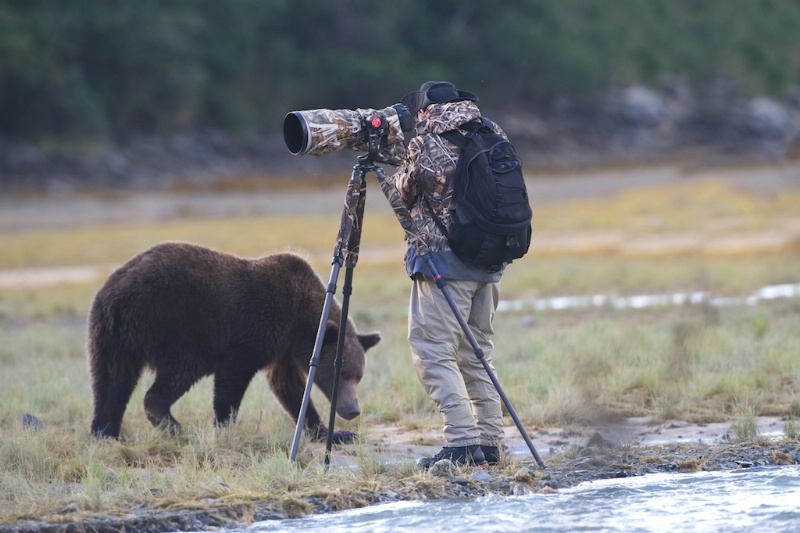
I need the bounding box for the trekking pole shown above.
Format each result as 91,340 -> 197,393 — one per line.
372,165 -> 546,469
289,165 -> 367,464
420,254 -> 545,469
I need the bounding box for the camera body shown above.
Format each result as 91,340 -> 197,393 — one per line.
283,104 -> 412,164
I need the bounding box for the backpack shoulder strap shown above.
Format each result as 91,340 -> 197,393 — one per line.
440,118 -> 492,149
429,119 -> 495,238
440,129 -> 468,149
424,195 -> 450,238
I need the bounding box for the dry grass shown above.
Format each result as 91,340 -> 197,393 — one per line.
1,172 -> 799,524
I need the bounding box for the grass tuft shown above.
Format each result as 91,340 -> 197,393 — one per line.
730,401 -> 759,441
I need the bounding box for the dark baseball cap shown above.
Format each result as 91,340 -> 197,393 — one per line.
401,81 -> 479,116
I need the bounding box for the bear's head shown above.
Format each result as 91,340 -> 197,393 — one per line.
315,319 -> 380,421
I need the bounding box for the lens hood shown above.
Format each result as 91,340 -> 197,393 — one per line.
283,112 -> 312,155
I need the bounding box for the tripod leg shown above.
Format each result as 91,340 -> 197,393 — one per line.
289,256 -> 342,463
289,165 -> 367,465
324,265 -> 355,469
321,168 -> 367,467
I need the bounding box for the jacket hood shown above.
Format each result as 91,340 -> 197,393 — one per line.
415,100 -> 482,136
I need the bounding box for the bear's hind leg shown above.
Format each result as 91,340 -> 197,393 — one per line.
143,369 -> 198,434
90,368 -> 142,438
89,350 -> 143,439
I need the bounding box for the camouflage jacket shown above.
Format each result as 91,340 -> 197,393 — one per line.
389,100 -> 507,280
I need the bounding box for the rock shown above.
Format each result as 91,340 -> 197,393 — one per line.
57,502 -> 80,515
586,431 -> 613,448
471,470 -> 493,483
428,459 -> 458,478
740,97 -> 792,138
511,483 -> 530,496
21,414 -> 44,431
513,467 -> 533,482
570,456 -> 607,469
614,86 -> 666,127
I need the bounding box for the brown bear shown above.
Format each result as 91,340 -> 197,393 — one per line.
87,242 -> 379,443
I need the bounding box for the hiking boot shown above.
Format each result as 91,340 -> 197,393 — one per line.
418,445 -> 487,470
480,445 -> 502,465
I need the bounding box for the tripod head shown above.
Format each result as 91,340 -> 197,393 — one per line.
358,113 -> 390,164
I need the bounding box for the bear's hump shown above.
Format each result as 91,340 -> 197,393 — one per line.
250,252 -> 320,281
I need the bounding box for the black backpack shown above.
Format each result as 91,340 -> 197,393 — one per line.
432,118 -> 532,271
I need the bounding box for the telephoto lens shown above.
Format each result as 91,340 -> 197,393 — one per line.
283,106 -> 408,164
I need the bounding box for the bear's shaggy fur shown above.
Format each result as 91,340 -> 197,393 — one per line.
87,242 -> 379,442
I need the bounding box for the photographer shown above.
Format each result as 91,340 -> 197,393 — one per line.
391,81 -> 508,469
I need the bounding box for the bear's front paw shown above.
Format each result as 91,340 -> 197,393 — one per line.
330,430 -> 359,444
311,426 -> 359,444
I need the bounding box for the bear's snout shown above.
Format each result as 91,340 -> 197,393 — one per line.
337,403 -> 360,420
336,381 -> 361,420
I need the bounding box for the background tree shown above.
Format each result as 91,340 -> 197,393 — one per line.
1,0 -> 799,143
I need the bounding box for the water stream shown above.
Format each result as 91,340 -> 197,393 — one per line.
497,282 -> 800,313
235,466 -> 800,532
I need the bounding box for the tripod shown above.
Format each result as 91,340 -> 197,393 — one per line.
288,117 -> 545,469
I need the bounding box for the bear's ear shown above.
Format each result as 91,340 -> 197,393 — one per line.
358,332 -> 381,351
323,320 -> 339,345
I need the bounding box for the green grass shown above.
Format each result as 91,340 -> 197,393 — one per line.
1,176 -> 799,524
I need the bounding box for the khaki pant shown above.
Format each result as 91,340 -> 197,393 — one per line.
408,275 -> 504,447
